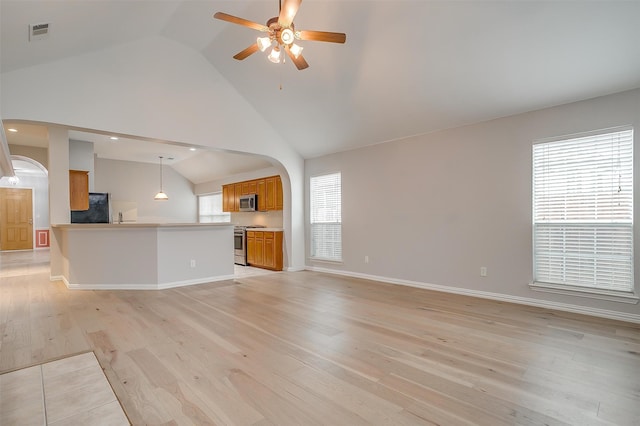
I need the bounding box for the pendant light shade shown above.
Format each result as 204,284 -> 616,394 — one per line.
154,156 -> 169,200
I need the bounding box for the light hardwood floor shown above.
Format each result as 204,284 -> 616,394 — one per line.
1,250 -> 639,425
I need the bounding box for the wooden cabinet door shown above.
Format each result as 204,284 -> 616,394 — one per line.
257,179 -> 266,211
264,232 -> 275,268
255,232 -> 264,266
234,183 -> 242,212
69,170 -> 89,211
246,231 -> 256,264
222,185 -> 230,212
241,182 -> 250,195
275,176 -> 283,210
248,180 -> 257,195
265,177 -> 276,210
227,184 -> 237,212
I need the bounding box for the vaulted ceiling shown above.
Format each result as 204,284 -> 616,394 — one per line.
2,1 -> 640,167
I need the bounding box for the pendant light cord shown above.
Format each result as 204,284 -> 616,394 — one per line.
159,156 -> 163,191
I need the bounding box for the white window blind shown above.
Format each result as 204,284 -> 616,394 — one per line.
199,193 -> 230,223
310,172 -> 342,261
532,128 -> 633,292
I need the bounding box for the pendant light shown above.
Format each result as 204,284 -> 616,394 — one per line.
154,156 -> 169,200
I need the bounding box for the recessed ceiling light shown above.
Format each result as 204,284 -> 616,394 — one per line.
189,147 -> 196,151
8,128 -> 17,132
109,136 -> 119,140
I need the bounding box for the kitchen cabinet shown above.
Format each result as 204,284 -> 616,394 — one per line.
246,230 -> 283,271
257,179 -> 266,211
241,180 -> 257,196
246,231 -> 256,264
222,175 -> 283,212
275,176 -> 283,210
69,170 -> 89,211
265,177 -> 276,210
222,184 -> 232,212
234,183 -> 242,211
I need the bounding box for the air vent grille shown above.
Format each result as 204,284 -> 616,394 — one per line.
29,23 -> 50,41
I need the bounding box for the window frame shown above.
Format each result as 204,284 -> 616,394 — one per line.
198,192 -> 230,224
309,171 -> 342,262
530,126 -> 637,303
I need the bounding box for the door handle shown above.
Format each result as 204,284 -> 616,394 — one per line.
29,218 -> 33,224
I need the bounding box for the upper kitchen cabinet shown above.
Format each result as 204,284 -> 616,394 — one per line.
234,183 -> 242,212
222,184 -> 233,212
275,176 -> 283,210
69,170 -> 89,211
265,176 -> 283,210
222,175 -> 283,212
257,179 -> 266,212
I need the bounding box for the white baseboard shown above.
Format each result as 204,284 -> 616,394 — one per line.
286,266 -> 306,272
54,274 -> 236,291
306,266 -> 640,324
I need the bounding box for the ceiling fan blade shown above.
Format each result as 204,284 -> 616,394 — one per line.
297,30 -> 346,44
233,43 -> 260,60
214,12 -> 268,32
285,45 -> 309,70
278,0 -> 301,28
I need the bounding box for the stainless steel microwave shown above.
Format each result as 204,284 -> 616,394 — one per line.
239,194 -> 257,212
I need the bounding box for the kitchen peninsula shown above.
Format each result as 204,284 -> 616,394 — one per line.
52,223 -> 234,290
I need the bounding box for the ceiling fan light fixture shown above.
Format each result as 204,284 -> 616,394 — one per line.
267,46 -> 281,63
280,28 -> 294,45
290,43 -> 303,58
257,36 -> 271,52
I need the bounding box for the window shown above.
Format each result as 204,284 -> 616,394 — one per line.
198,192 -> 230,223
310,172 -> 342,261
532,128 -> 633,294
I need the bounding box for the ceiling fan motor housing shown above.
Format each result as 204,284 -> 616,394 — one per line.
266,17 -> 295,45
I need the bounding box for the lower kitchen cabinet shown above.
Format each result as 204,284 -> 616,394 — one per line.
246,230 -> 283,271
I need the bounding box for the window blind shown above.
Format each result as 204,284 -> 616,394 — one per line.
310,172 -> 342,261
532,128 -> 633,292
198,193 -> 230,223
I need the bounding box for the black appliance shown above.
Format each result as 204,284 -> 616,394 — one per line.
71,192 -> 111,223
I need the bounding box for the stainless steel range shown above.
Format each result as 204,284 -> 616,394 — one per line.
234,225 -> 265,265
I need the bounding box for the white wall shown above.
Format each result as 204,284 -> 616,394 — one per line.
1,36 -> 305,270
9,145 -> 48,169
95,158 -> 196,223
306,89 -> 640,321
194,166 -> 280,195
48,126 -> 70,279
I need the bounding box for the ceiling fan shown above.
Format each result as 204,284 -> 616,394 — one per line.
213,0 -> 346,70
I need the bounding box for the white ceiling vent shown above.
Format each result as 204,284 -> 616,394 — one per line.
29,23 -> 50,41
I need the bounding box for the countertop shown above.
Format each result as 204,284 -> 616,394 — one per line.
52,223 -> 234,229
246,227 -> 284,232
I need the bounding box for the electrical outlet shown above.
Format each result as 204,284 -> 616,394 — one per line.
365,255 -> 369,264
190,259 -> 196,268
480,266 -> 487,277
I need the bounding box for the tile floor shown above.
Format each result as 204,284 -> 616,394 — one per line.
0,352 -> 129,425
234,263 -> 279,278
